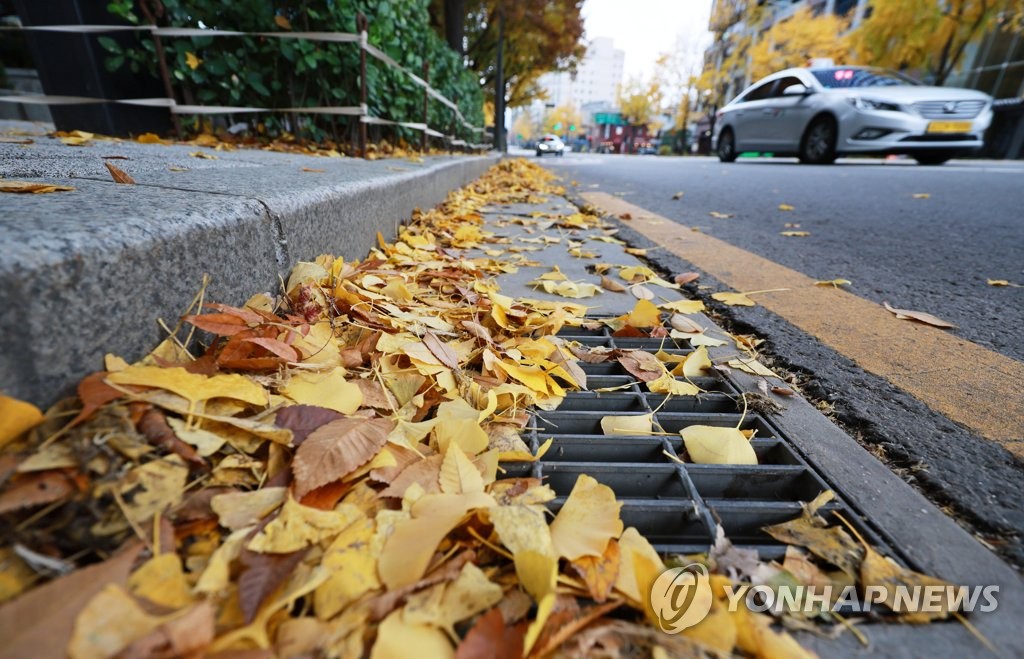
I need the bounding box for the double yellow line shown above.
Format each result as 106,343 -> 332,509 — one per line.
584,192 -> 1024,456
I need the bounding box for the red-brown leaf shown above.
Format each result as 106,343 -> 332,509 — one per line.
104,161 -> 135,184
237,547 -> 307,623
674,272 -> 701,285
292,417 -> 394,496
138,409 -> 206,468
616,351 -> 664,382
242,337 -> 299,362
183,313 -> 251,336
273,405 -> 344,445
69,371 -> 123,427
0,471 -> 78,515
455,607 -> 526,659
0,542 -> 142,658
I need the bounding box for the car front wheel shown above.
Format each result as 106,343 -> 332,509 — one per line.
800,117 -> 837,164
717,128 -> 738,163
536,151 -> 543,157
914,152 -> 952,166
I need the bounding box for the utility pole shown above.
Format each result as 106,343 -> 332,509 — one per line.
494,6 -> 507,152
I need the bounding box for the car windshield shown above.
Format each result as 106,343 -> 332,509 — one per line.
811,68 -> 920,88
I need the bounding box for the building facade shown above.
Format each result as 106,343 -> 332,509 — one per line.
537,36 -> 625,110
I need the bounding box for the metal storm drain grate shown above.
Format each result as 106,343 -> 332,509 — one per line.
503,324 -> 893,561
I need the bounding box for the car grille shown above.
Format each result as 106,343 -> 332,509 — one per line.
912,100 -> 986,119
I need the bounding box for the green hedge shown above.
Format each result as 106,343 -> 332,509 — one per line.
101,0 -> 484,145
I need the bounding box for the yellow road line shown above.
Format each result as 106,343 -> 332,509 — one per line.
583,191 -> 1024,453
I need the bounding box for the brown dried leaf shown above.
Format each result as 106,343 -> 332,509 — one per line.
0,471 -> 78,515
138,409 -> 206,468
183,312 -> 250,336
673,272 -> 700,285
0,180 -> 75,194
117,601 -> 215,659
0,542 -> 142,658
422,331 -> 460,370
455,607 -> 526,659
273,405 -> 344,445
615,351 -> 665,382
599,276 -> 626,293
292,417 -> 394,496
104,161 -> 136,184
69,371 -> 123,427
882,302 -> 957,329
238,547 -> 308,623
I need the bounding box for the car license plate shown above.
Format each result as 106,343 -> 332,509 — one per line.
927,121 -> 972,134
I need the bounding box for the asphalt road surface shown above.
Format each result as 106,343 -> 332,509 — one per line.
537,150 -> 1024,566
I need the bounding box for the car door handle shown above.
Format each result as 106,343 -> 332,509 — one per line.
762,108 -> 776,115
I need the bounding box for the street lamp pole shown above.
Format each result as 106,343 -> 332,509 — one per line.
495,6 -> 507,153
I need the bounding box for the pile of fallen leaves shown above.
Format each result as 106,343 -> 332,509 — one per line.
0,159 -> 968,657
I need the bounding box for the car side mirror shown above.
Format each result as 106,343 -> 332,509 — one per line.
782,84 -> 811,96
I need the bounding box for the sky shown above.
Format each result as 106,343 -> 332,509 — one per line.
581,0 -> 713,80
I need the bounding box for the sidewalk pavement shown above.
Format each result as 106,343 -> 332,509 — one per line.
0,120 -> 497,406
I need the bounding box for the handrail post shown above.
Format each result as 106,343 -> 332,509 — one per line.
421,61 -> 430,153
138,0 -> 182,137
357,13 -> 369,158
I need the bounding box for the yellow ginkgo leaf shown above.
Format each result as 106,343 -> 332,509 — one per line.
727,358 -> 777,377
681,425 -> 757,465
647,373 -> 700,396
0,394 -> 44,448
107,365 -> 268,411
678,345 -> 712,378
185,51 -> 202,70
497,436 -> 553,462
912,193 -> 930,199
686,333 -> 729,347
778,203 -> 795,211
314,516 -> 379,620
619,265 -> 657,282
600,413 -> 653,436
280,367 -> 362,414
535,266 -> 568,281
248,497 -> 361,554
371,611 -> 453,659
623,299 -> 661,328
712,288 -> 788,307
378,491 -> 494,590
439,442 -> 485,494
814,279 -> 852,288
659,299 -> 705,314
532,279 -> 602,298
128,553 -> 194,610
780,231 -> 810,237
549,474 -> 624,560
712,291 -> 755,307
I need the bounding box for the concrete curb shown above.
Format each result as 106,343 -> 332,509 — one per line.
0,145 -> 500,406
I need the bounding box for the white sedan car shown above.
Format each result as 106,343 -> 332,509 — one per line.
536,134 -> 566,157
713,66 -> 993,165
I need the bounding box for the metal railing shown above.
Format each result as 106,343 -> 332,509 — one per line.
0,16 -> 492,154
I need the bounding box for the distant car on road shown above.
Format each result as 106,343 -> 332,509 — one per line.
713,66 -> 993,165
536,134 -> 565,157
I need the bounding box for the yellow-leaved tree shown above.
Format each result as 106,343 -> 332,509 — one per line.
697,0 -> 766,110
852,0 -> 1017,84
618,76 -> 663,132
749,6 -> 851,81
511,113 -> 537,143
543,104 -> 583,136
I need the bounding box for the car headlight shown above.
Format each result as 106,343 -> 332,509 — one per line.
846,97 -> 901,112
539,144 -> 548,150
